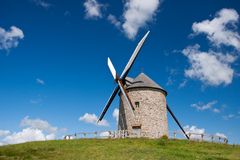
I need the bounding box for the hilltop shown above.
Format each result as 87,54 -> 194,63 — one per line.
0,138 -> 239,160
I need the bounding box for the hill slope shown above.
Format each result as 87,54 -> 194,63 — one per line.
0,138 -> 239,160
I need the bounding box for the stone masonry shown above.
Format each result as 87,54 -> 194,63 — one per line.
118,73 -> 168,138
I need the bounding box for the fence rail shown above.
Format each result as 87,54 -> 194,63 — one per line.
170,131 -> 228,144
64,130 -> 228,144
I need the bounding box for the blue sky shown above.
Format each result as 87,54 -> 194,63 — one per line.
0,0 -> 240,145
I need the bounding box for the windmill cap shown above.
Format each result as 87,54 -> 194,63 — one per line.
126,73 -> 167,96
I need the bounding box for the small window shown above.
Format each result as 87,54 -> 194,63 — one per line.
135,102 -> 140,108
132,125 -> 141,129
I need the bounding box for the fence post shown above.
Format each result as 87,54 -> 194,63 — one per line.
224,138 -> 228,144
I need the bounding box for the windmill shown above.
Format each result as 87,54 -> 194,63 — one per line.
97,31 -> 189,139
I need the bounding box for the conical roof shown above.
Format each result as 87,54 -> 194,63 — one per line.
126,73 -> 167,95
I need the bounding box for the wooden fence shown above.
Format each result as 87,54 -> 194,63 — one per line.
64,130 -> 228,144
170,131 -> 228,144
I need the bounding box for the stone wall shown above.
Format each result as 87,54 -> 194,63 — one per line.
118,88 -> 168,138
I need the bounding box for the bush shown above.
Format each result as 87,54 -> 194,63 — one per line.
161,135 -> 168,140
157,135 -> 169,146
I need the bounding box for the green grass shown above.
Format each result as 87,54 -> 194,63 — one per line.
0,138 -> 239,160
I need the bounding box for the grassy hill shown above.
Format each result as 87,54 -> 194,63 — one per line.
0,138 -> 239,160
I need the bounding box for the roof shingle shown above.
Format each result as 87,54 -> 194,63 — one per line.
126,73 -> 167,95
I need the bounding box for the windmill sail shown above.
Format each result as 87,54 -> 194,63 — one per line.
97,31 -> 150,122
107,57 -> 117,80
97,85 -> 120,122
120,31 -> 150,79
167,104 -> 189,139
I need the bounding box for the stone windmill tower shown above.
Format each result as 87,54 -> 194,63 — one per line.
97,31 -> 189,139
118,73 -> 168,138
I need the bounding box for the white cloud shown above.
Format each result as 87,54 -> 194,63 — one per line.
0,117 -> 65,145
2,128 -> 49,145
32,0 -> 52,9
178,79 -> 187,89
192,8 -> 240,50
36,78 -> 45,85
213,108 -> 220,113
45,133 -> 55,140
30,95 -> 43,104
107,14 -> 121,28
191,100 -> 217,111
122,0 -> 161,39
84,0 -> 103,19
223,114 -> 235,120
0,26 -> 24,51
183,44 -> 236,86
20,116 -> 57,134
83,0 -> 161,39
99,131 -> 110,137
0,130 -> 11,137
184,125 -> 205,139
166,69 -> 178,86
224,113 -> 240,120
215,132 -> 227,139
112,108 -> 119,122
79,113 -> 109,127
166,76 -> 174,86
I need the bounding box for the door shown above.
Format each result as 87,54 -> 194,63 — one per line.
132,126 -> 141,137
